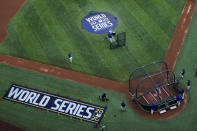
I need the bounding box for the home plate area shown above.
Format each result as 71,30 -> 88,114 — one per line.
129,61 -> 185,115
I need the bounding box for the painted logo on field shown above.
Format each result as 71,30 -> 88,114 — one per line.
81,12 -> 118,34
3,84 -> 107,124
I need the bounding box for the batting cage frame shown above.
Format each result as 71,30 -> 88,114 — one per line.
129,60 -> 182,113
109,32 -> 126,49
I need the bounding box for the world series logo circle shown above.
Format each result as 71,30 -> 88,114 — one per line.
81,12 -> 118,34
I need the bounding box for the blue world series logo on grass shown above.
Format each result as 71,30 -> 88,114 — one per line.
81,12 -> 118,34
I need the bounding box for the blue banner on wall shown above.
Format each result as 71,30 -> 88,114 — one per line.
3,84 -> 107,124
81,12 -> 118,34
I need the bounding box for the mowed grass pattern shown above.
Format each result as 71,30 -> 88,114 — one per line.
0,0 -> 185,82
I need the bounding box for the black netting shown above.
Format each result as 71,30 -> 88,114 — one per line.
117,32 -> 126,46
129,61 -> 178,106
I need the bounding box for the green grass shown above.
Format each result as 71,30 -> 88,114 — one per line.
0,0 -> 186,82
0,64 -> 127,130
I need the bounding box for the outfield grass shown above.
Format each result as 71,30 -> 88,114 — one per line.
0,0 -> 185,82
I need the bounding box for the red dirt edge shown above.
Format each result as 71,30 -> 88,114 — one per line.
0,120 -> 23,131
0,0 -> 26,43
164,0 -> 197,70
0,0 -> 196,130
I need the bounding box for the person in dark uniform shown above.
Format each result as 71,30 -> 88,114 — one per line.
156,82 -> 161,98
180,69 -> 185,79
180,88 -> 185,100
121,101 -> 126,112
67,52 -> 72,63
186,80 -> 191,91
108,30 -> 113,44
99,93 -> 109,101
150,103 -> 155,115
176,94 -> 181,106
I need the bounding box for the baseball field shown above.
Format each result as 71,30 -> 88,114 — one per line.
0,0 -> 186,82
0,0 -> 197,130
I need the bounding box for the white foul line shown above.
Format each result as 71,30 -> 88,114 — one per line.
187,4 -> 192,14
142,95 -> 150,104
162,87 -> 169,96
149,92 -> 157,101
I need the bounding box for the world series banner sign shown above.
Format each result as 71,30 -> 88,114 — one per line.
3,84 -> 107,124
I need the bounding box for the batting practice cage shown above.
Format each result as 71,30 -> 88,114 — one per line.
129,61 -> 183,113
110,32 -> 126,49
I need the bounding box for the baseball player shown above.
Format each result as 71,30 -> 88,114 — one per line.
156,82 -> 161,95
186,80 -> 191,91
180,88 -> 185,100
180,69 -> 185,79
67,52 -> 72,63
150,103 -> 155,115
108,30 -> 113,44
176,94 -> 181,106
100,125 -> 106,131
99,93 -> 109,101
121,101 -> 126,112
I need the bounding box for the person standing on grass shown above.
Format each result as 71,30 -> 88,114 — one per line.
108,30 -> 113,44
67,52 -> 72,63
186,80 -> 191,91
100,125 -> 106,131
121,101 -> 126,112
180,69 -> 185,79
99,93 -> 109,101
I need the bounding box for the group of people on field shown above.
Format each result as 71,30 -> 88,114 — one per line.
150,67 -> 196,115
180,68 -> 194,91
65,30 -> 117,64
64,28 -> 197,119
99,93 -> 126,112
